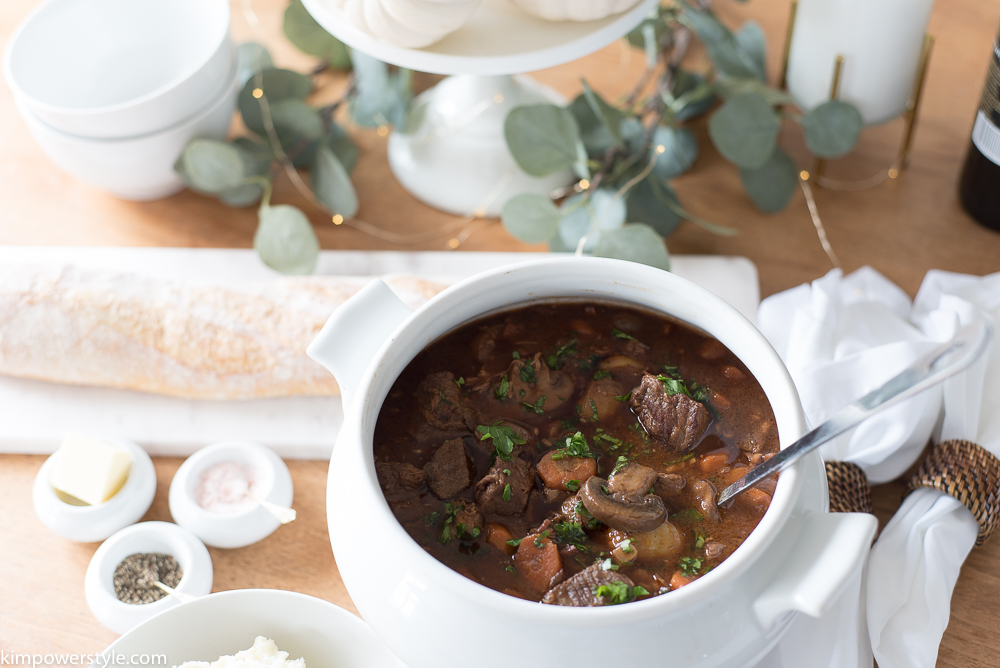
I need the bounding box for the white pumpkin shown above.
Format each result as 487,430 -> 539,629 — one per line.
341,0 -> 482,48
510,0 -> 643,22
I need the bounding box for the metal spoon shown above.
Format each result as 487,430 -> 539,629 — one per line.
717,320 -> 992,506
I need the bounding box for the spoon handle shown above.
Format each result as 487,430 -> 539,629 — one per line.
716,320 -> 992,506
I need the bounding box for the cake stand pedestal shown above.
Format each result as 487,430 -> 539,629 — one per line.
301,0 -> 658,216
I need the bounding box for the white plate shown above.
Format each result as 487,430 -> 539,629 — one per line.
94,589 -> 407,668
300,0 -> 659,75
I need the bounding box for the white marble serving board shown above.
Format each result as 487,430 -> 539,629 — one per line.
0,247 -> 760,459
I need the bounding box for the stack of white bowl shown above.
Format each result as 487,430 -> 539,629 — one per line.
4,0 -> 237,201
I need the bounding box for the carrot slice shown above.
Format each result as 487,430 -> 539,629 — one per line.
514,533 -> 564,592
669,571 -> 696,589
699,452 -> 730,474
536,451 -> 597,491
485,522 -> 516,556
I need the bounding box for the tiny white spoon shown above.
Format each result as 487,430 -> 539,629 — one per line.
153,580 -> 199,603
245,491 -> 297,524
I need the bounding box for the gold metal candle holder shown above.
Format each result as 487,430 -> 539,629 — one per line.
779,0 -> 935,190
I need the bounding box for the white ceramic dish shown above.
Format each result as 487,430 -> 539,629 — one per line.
169,441 -> 294,549
33,437 -> 156,543
93,588 -> 406,668
84,521 -> 214,635
16,59 -> 237,201
5,0 -> 233,139
308,257 -> 878,668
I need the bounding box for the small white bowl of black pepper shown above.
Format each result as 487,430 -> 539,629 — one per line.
84,520 -> 213,634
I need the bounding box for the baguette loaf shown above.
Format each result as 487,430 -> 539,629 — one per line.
0,265 -> 447,400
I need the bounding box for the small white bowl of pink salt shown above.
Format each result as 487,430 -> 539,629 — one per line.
169,441 -> 294,549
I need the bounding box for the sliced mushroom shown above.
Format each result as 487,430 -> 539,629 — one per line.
579,476 -> 666,533
691,479 -> 720,523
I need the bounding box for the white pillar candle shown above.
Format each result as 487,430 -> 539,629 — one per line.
786,0 -> 934,125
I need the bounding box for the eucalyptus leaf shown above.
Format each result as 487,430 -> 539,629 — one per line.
350,52 -> 411,127
312,146 -> 358,218
218,138 -> 274,207
708,92 -> 780,169
239,69 -> 313,136
669,70 -> 716,121
620,117 -> 646,154
325,123 -> 358,173
626,177 -> 682,237
680,8 -> 764,81
593,224 -> 671,271
178,139 -> 245,193
801,100 -> 863,159
237,43 -> 274,88
569,94 -> 615,157
582,81 -> 623,147
712,78 -> 794,106
501,193 -> 560,244
283,0 -> 351,69
254,204 -> 320,275
739,148 -> 798,213
651,126 -> 698,180
556,189 -> 625,252
734,22 -> 766,80
505,104 -> 582,177
626,14 -> 670,49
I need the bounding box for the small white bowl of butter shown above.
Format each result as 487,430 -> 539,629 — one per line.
169,441 -> 294,549
33,432 -> 156,543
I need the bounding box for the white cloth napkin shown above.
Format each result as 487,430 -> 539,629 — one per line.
865,270 -> 1000,668
753,266 -> 949,668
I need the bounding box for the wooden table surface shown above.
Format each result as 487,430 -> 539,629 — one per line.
1,0 -> 999,665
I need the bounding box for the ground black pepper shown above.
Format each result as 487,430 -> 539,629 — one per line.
113,552 -> 183,604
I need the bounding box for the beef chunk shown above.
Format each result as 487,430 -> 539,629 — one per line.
541,564 -> 635,607
623,338 -> 649,357
630,372 -> 709,454
423,439 -> 473,499
417,372 -> 470,432
505,353 -> 575,413
376,461 -> 425,500
475,452 -> 533,515
453,502 -> 485,540
607,462 -> 659,502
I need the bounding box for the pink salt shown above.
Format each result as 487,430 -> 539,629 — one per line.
196,461 -> 259,514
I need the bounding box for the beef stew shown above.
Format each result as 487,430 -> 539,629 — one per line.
373,301 -> 779,606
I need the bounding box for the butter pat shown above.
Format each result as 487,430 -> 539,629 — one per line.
50,432 -> 132,505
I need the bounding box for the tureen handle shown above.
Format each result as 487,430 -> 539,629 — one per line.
753,511 -> 878,632
307,279 -> 413,412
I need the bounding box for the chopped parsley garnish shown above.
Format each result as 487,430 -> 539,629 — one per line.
565,479 -> 581,492
502,484 -> 512,502
679,556 -> 703,576
439,390 -> 454,406
533,530 -> 551,548
512,351 -> 521,359
506,564 -> 517,573
694,531 -> 706,549
553,521 -> 589,550
506,537 -> 523,547
578,353 -> 599,370
628,421 -> 651,443
614,391 -> 633,403
546,339 -> 578,369
502,468 -> 511,476
519,389 -> 526,397
551,432 -> 597,460
561,418 -> 578,429
619,538 -> 634,554
657,367 -> 711,403
519,363 -> 537,384
664,453 -> 695,467
593,582 -> 650,605
575,404 -> 582,415
671,509 -> 705,524
438,503 -> 463,544
520,396 -> 547,414
611,328 -> 636,341
477,422 -> 526,461
454,377 -> 465,389
575,502 -> 602,529
613,455 -> 629,474
494,375 -> 510,401
593,370 -> 612,380
590,398 -> 599,422
593,430 -> 623,450
423,511 -> 440,527
598,557 -> 619,571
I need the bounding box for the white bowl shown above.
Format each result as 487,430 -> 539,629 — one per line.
4,0 -> 233,139
169,441 -> 294,549
94,589 -> 407,668
17,60 -> 237,201
307,257 -> 879,668
33,437 -> 156,543
84,521 -> 214,635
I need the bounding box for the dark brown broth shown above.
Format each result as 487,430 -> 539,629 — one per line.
373,301 -> 779,603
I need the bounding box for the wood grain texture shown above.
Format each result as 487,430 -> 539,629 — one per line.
1,0 -> 999,664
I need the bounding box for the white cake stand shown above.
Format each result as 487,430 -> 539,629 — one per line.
301,0 -> 658,216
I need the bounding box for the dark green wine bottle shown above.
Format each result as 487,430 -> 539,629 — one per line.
959,29 -> 1000,231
